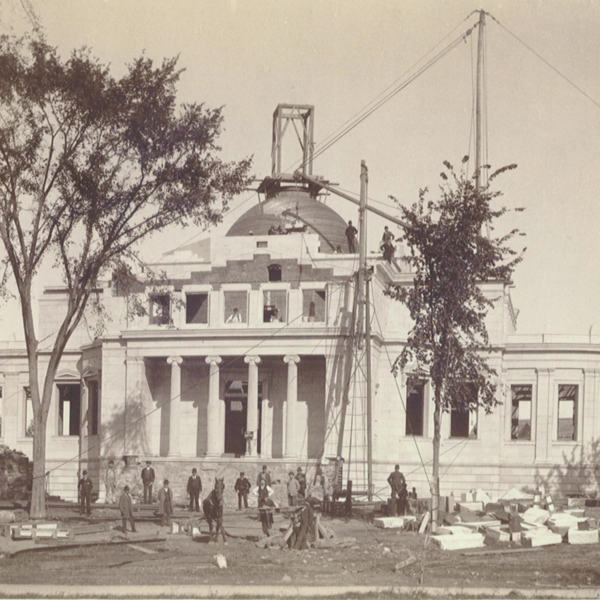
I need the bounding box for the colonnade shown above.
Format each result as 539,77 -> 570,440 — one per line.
164,354 -> 301,458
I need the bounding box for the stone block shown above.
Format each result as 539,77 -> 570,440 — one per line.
458,502 -> 484,513
431,532 -> 485,550
373,516 -> 416,529
521,530 -> 562,547
484,526 -> 510,543
521,506 -> 549,525
567,528 -> 598,545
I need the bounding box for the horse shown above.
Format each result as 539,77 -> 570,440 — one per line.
202,477 -> 227,543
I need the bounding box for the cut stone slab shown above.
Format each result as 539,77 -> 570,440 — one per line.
458,502 -> 484,513
431,532 -> 485,550
521,507 -> 549,525
461,520 -> 501,531
547,513 -> 586,536
484,526 -> 511,543
500,488 -> 534,501
373,516 -> 416,529
568,528 -> 599,545
521,530 -> 562,547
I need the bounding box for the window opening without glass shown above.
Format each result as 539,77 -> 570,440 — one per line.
511,384 -> 532,440
263,290 -> 287,322
186,293 -> 208,324
302,289 -> 326,322
405,379 -> 425,436
224,291 -> 247,323
557,384 -> 578,441
58,383 -> 81,436
149,294 -> 170,325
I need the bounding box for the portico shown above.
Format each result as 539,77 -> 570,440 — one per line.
124,353 -> 324,460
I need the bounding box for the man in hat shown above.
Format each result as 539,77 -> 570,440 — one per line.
157,479 -> 173,527
295,466 -> 307,498
119,485 -> 136,533
287,471 -> 300,506
345,220 -> 358,253
187,468 -> 202,512
387,464 -> 406,516
234,471 -> 251,510
141,460 -> 155,504
78,470 -> 93,516
256,464 -> 271,488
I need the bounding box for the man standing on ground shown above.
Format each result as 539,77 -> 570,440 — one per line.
158,479 -> 173,527
296,466 -> 307,498
287,471 -> 300,506
345,220 -> 358,253
78,470 -> 93,516
234,471 -> 251,510
119,485 -> 136,533
141,461 -> 155,504
257,464 -> 271,487
104,459 -> 117,504
387,464 -> 406,516
187,468 -> 202,512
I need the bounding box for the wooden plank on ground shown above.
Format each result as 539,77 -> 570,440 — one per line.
461,547 -> 543,556
128,543 -> 157,554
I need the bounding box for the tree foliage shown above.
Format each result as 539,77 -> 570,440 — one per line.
387,158 -> 525,412
0,34 -> 252,517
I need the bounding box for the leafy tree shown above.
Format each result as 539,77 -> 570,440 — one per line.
386,158 -> 524,528
0,35 -> 251,517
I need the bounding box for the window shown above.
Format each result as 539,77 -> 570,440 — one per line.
268,264 -> 282,282
450,384 -> 478,438
58,384 -> 81,436
24,387 -> 33,437
302,289 -> 326,322
511,384 -> 532,440
88,380 -> 99,436
149,294 -> 170,325
557,384 -> 578,441
224,291 -> 247,324
256,241 -> 268,248
185,293 -> 208,324
263,290 -> 287,322
406,379 -> 425,436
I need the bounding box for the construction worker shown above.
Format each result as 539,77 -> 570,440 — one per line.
141,461 -> 155,504
287,471 -> 300,506
187,468 -> 202,512
157,479 -> 173,527
380,226 -> 396,263
387,464 -> 406,516
119,485 -> 136,533
296,466 -> 307,498
257,464 -> 271,487
234,471 -> 251,510
345,220 -> 358,253
78,470 -> 93,516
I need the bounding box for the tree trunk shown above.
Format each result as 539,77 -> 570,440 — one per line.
30,414 -> 47,518
431,386 -> 442,533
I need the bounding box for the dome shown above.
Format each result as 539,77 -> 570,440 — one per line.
226,187 -> 348,253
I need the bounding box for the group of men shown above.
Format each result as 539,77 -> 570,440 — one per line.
344,221 -> 397,264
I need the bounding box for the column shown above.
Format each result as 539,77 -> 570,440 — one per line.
535,368 -> 553,463
284,355 -> 301,458
166,356 -> 183,456
244,355 -> 261,456
205,356 -> 222,456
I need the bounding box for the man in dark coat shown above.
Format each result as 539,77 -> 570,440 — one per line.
187,468 -> 202,512
141,461 -> 155,504
157,479 -> 173,526
119,485 -> 136,532
345,221 -> 358,253
387,464 -> 406,516
78,470 -> 93,516
234,471 -> 251,510
296,466 -> 307,498
256,464 -> 271,487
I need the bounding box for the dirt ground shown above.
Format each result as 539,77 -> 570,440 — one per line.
1,505 -> 600,593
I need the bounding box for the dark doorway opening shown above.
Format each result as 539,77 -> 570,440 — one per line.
224,380 -> 263,456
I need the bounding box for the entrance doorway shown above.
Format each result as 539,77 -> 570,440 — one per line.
224,380 -> 263,456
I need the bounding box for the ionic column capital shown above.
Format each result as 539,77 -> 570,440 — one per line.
205,356 -> 222,366
167,356 -> 183,366
244,355 -> 261,366
283,355 -> 301,365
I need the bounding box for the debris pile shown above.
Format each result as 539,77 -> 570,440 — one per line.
0,446 -> 31,501
427,487 -> 600,551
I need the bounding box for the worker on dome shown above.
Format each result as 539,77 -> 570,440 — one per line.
345,220 -> 358,253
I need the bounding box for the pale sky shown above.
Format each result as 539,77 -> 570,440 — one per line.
1,0 -> 599,338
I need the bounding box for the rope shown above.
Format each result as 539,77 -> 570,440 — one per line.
488,12 -> 600,112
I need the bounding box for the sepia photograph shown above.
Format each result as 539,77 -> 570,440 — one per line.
0,1 -> 599,598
